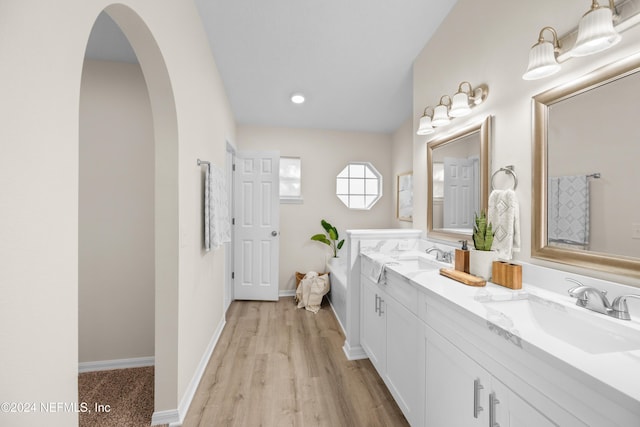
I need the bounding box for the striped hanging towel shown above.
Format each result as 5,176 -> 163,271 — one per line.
548,175 -> 590,247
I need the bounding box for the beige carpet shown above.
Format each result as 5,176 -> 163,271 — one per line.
78,366 -> 161,427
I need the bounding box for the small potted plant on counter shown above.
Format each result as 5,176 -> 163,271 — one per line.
469,210 -> 497,280
311,219 -> 345,259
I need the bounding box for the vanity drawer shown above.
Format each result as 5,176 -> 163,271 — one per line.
384,272 -> 418,314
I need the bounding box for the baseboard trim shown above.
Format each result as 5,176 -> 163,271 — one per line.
327,298 -> 347,337
178,317 -> 226,423
342,342 -> 367,361
151,409 -> 180,426
279,289 -> 296,297
78,356 -> 155,373
151,317 -> 226,426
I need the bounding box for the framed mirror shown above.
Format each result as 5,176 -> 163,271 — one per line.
427,116 -> 491,242
532,53 -> 640,279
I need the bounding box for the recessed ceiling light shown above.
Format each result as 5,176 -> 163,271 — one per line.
290,93 -> 305,104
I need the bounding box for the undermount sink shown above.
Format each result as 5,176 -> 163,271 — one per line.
394,253 -> 445,271
482,294 -> 640,354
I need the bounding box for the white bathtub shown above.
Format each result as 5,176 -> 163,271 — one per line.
326,256 -> 347,334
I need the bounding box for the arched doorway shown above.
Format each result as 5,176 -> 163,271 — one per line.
79,4 -> 180,421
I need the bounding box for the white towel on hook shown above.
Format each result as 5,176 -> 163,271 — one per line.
487,189 -> 520,260
204,164 -> 231,251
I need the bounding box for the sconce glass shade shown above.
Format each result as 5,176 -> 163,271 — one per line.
432,104 -> 450,127
522,40 -> 561,80
571,6 -> 621,57
449,92 -> 472,117
417,115 -> 435,135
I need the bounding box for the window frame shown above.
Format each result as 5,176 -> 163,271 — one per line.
279,156 -> 303,204
335,161 -> 383,210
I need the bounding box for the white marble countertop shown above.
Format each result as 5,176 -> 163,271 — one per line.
363,251 -> 640,412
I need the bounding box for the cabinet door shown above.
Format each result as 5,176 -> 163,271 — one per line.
386,295 -> 421,427
491,379 -> 588,427
425,324 -> 588,427
361,277 -> 386,372
504,393 -> 557,427
425,324 -> 488,427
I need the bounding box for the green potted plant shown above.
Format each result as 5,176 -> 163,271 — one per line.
469,211 -> 497,280
311,219 -> 345,258
472,210 -> 494,251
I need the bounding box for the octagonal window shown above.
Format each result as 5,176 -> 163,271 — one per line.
336,162 -> 382,209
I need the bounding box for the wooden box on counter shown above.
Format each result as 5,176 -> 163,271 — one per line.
492,261 -> 522,290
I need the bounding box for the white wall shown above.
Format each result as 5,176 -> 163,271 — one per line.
391,117 -> 414,228
0,1 -> 235,425
237,125 -> 394,292
79,59 -> 155,363
412,0 -> 640,287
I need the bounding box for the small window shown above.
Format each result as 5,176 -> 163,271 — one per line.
336,162 -> 382,209
280,157 -> 302,203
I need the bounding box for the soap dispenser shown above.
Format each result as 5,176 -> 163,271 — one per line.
455,240 -> 470,273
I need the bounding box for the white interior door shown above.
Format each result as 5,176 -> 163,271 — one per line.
233,151 -> 279,301
443,156 -> 476,229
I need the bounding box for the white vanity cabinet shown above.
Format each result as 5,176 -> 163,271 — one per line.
424,323 -> 581,427
360,255 -> 639,426
421,293 -> 590,427
360,267 -> 423,426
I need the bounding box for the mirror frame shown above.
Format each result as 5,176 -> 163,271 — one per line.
427,116 -> 491,243
532,53 -> 640,279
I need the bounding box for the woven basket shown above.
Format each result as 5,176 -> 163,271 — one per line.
294,271 -> 329,301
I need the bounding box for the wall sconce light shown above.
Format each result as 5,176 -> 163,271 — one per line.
522,27 -> 561,80
417,107 -> 435,135
432,95 -> 452,127
523,0 -> 624,80
571,0 -> 621,56
416,83 -> 489,135
450,81 -> 488,117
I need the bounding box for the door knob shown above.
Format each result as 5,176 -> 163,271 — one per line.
271,231 -> 278,236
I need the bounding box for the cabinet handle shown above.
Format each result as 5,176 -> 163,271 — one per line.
375,294 -> 380,314
379,298 -> 385,316
473,379 -> 484,419
489,392 -> 500,427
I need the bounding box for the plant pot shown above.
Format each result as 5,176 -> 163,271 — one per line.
469,250 -> 498,280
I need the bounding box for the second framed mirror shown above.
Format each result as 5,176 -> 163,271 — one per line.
427,116 -> 492,242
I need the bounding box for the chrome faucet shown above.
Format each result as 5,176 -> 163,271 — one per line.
566,278 -> 612,316
426,246 -> 452,263
610,294 -> 640,320
566,278 -> 640,321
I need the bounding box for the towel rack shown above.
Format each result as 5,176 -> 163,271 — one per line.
197,158 -> 210,166
491,165 -> 518,190
587,172 -> 601,179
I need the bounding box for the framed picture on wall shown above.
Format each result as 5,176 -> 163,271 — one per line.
397,172 -> 413,222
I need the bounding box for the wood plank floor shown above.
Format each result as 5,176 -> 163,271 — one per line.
182,297 -> 409,427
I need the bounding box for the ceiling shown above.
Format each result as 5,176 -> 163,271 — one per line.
85,1 -> 458,134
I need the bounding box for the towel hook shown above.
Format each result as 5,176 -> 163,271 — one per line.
491,165 -> 518,191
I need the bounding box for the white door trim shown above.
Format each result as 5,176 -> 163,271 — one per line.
224,141 -> 236,312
